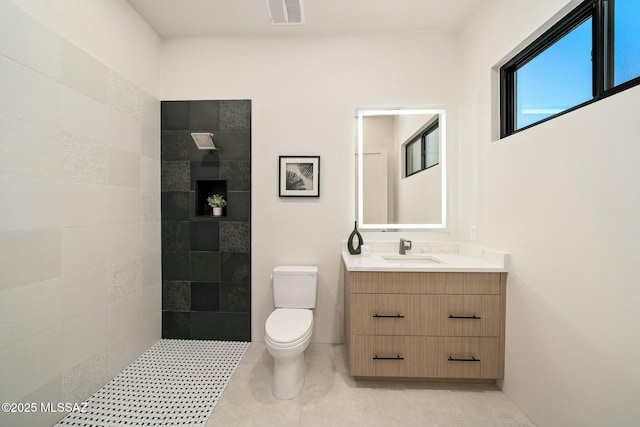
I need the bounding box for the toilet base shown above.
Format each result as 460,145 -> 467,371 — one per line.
272,352 -> 305,400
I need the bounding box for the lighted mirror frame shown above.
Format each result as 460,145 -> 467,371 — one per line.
356,108 -> 447,230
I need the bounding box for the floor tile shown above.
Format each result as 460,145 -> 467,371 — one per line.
55,339 -> 247,427
209,343 -> 535,427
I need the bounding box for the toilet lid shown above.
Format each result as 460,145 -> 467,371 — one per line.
265,309 -> 313,343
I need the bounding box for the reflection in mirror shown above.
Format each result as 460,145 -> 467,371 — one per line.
356,109 -> 446,230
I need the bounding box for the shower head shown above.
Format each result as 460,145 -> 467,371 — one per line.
191,133 -> 216,150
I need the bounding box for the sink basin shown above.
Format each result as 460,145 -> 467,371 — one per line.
381,254 -> 441,264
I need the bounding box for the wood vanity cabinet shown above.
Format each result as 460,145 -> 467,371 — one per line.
344,270 -> 507,380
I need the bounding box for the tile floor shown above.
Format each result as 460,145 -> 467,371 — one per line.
207,343 -> 535,427
55,340 -> 248,427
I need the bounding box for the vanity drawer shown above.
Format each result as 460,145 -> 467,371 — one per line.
350,335 -> 418,377
351,294 -> 501,337
442,295 -> 501,337
350,294 -> 426,335
349,272 -> 501,295
349,336 -> 501,379
431,336 -> 501,379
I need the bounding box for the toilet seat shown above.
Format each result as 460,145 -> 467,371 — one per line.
265,309 -> 313,347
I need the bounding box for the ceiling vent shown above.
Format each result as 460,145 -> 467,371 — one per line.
266,0 -> 304,25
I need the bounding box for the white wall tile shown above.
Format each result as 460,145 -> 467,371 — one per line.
0,229 -> 61,293
2,376 -> 64,427
62,181 -> 110,228
139,92 -> 160,129
62,307 -> 108,370
62,266 -> 109,322
109,291 -> 142,342
0,173 -> 62,232
62,350 -> 108,404
108,325 -> 143,379
141,190 -> 161,222
141,252 -> 161,288
0,327 -> 63,403
139,313 -> 161,354
108,223 -> 142,265
0,55 -> 59,129
140,157 -> 160,191
109,257 -> 142,302
60,39 -> 108,104
0,1 -> 161,417
107,147 -> 140,188
141,281 -> 161,320
141,222 -> 161,256
61,226 -> 108,275
0,278 -> 62,351
140,124 -> 161,161
63,132 -> 107,184
108,71 -> 141,120
60,86 -> 108,144
0,0 -> 61,79
107,109 -> 141,153
0,113 -> 63,179
109,187 -> 141,224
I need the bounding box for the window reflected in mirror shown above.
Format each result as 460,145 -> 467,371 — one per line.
406,117 -> 439,177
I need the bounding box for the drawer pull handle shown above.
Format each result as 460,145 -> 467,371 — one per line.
448,356 -> 480,362
373,355 -> 405,360
373,314 -> 405,318
448,314 -> 481,320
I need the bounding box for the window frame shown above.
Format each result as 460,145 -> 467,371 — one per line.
500,0 -> 640,138
404,118 -> 440,178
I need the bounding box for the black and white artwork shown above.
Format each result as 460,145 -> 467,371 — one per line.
279,156 -> 320,197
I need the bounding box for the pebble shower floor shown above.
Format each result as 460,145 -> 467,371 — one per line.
55,339 -> 248,427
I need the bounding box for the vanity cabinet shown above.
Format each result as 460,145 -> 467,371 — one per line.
344,271 -> 506,380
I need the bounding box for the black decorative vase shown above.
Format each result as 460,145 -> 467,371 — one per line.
347,221 -> 363,255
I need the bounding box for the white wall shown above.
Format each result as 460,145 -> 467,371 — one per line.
0,1 -> 161,426
162,32 -> 461,343
460,1 -> 640,426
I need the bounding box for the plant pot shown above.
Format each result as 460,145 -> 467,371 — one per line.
212,207 -> 223,217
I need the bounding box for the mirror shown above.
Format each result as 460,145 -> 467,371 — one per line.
356,109 -> 446,230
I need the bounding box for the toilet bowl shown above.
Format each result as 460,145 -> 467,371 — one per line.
264,308 -> 313,399
264,266 -> 318,399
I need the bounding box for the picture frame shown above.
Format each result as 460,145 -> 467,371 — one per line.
279,156 -> 320,197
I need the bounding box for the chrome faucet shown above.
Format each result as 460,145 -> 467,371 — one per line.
399,238 -> 412,255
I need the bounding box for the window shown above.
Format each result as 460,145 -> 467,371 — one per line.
405,119 -> 439,177
614,0 -> 640,86
501,0 -> 640,137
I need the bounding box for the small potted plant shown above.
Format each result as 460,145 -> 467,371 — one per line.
207,194 -> 227,217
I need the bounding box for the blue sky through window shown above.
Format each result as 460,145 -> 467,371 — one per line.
515,18 -> 593,130
614,0 -> 640,85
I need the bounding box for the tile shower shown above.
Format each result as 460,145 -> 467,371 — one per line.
161,100 -> 251,341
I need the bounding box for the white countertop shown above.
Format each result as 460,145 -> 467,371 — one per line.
341,242 -> 508,272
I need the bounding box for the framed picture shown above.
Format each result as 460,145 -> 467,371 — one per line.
279,156 -> 320,197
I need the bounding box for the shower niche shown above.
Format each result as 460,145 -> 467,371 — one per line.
196,179 -> 227,217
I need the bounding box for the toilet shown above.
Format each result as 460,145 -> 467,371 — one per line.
264,265 -> 318,399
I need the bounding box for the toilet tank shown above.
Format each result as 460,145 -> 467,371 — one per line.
272,266 -> 318,309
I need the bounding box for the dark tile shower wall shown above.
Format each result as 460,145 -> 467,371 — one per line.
161,100 -> 251,341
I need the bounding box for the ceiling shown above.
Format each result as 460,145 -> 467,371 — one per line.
127,0 -> 483,38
